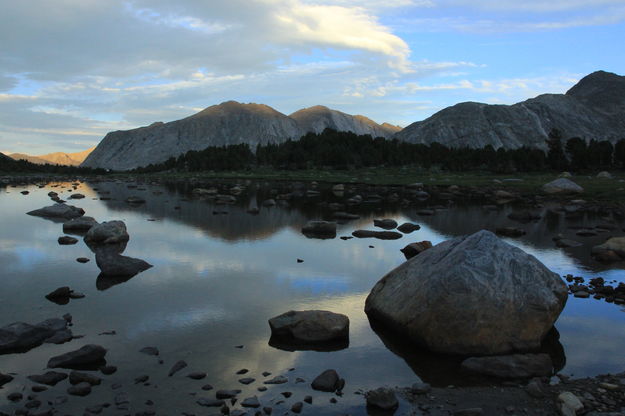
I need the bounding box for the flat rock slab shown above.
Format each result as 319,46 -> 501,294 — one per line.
461,353 -> 553,378
0,318 -> 68,354
48,344 -> 107,369
542,178 -> 584,194
269,310 -> 349,344
352,230 -> 403,240
27,204 -> 85,220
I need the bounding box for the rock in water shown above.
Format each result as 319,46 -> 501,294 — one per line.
27,204 -> 85,219
63,216 -> 98,233
365,230 -> 568,355
365,387 -> 398,410
311,369 -> 343,392
461,354 -> 554,378
95,251 -> 152,277
268,310 -> 349,344
84,221 -> 129,245
47,345 -> 107,369
542,178 -> 584,194
0,318 -> 69,354
301,221 -> 337,239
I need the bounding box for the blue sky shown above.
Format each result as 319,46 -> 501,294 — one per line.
0,0 -> 624,154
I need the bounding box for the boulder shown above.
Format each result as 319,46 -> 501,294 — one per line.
373,219 -> 398,230
48,344 -> 107,369
62,217 -> 98,233
365,230 -> 568,355
397,222 -> 421,233
27,204 -> 85,220
311,369 -> 343,392
365,387 -> 398,410
268,310 -> 349,344
27,371 -> 68,386
400,241 -> 432,260
95,250 -> 152,277
542,178 -> 584,194
84,221 -> 129,245
461,354 -> 553,378
592,237 -> 625,258
352,230 -> 403,240
301,221 -> 337,239
597,171 -> 612,179
0,318 -> 68,354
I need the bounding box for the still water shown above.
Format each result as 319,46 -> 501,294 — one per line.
0,179 -> 624,414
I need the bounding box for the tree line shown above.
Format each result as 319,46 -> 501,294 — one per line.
0,156 -> 107,174
132,128 -> 625,174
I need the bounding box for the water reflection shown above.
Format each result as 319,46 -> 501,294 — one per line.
0,179 -> 624,414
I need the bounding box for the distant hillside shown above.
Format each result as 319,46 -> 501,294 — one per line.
394,71 -> 625,149
9,148 -> 94,166
82,102 -> 399,171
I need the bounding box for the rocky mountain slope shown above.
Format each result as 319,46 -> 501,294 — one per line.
394,71 -> 625,149
10,148 -> 94,166
82,101 -> 399,170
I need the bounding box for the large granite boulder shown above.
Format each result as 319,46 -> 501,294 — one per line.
269,310 -> 349,344
27,204 -> 85,219
84,221 -> 129,245
365,230 -> 568,355
542,178 -> 584,194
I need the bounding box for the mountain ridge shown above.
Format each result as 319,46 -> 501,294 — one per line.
9,148 -> 94,166
82,102 -> 399,170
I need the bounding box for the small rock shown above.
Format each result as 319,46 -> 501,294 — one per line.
216,389 -> 241,399
241,396 -> 261,408
67,382 -> 92,396
365,387 -> 398,410
264,375 -> 288,384
291,402 -> 303,413
187,372 -> 206,380
311,370 -> 342,392
168,360 -> 187,377
139,346 -> 159,356
58,236 -> 78,245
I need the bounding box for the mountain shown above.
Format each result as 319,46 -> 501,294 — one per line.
290,105 -> 401,138
9,148 -> 94,166
0,152 -> 12,162
82,101 -> 399,171
394,71 -> 625,149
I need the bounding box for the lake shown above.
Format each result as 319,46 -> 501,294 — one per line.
1,178 -> 624,415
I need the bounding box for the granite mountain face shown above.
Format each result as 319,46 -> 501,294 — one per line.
82,71 -> 624,171
82,102 -> 399,171
395,71 -> 625,149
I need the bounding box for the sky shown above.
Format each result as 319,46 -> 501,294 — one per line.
0,0 -> 624,155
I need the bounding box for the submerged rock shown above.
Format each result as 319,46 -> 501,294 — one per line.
461,354 -> 554,378
0,372 -> 13,387
365,230 -> 568,355
301,221 -> 337,239
27,204 -> 85,220
269,310 -> 349,345
95,250 -> 152,278
352,230 -> 403,240
365,387 -> 398,410
0,318 -> 69,354
27,371 -> 68,386
48,344 -> 107,369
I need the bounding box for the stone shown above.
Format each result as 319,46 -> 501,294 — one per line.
542,178 -> 584,194
241,396 -> 261,408
197,398 -> 225,407
47,344 -> 107,369
95,250 -> 152,277
67,382 -> 92,396
365,387 -> 398,410
139,346 -> 159,356
239,377 -> 255,385
84,221 -> 129,245
167,360 -> 187,376
352,230 -> 403,240
592,237 -> 625,258
76,257 -> 90,263
63,217 -> 98,233
216,389 -> 241,399
558,392 -> 583,416
373,219 -> 398,230
69,193 -> 85,199
291,402 -> 303,413
264,375 -> 288,384
0,372 -> 13,387
301,221 -> 337,239
43,329 -> 73,344
268,310 -> 349,344
27,204 -> 85,220
365,230 -> 568,355
69,371 -> 101,385
597,171 -> 612,179
461,354 -> 553,378
58,236 -> 78,245
27,372 -> 67,386
411,382 -> 431,394
397,222 -> 421,233
525,379 -> 546,398
400,241 -> 432,260
0,318 -> 69,354
45,287 -> 72,302
187,372 -> 206,380
311,369 -> 341,392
